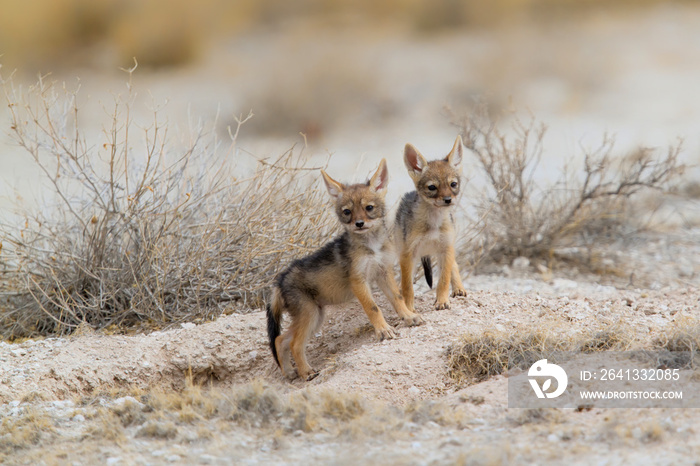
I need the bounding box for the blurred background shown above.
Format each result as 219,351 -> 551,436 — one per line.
1,0 -> 699,206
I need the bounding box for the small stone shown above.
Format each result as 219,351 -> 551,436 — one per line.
512,257 -> 530,269
553,279 -> 578,291
547,434 -> 559,442
180,322 -> 196,330
408,386 -> 420,396
441,438 -> 463,447
106,458 -> 121,465
113,396 -> 144,410
199,455 -> 218,464
52,400 -> 75,409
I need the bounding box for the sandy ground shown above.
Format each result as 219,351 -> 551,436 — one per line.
1,222 -> 699,464
2,3 -> 700,464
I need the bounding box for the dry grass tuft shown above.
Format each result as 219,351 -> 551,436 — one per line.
654,319 -> 700,354
446,329 -> 565,384
110,397 -> 147,427
136,420 -> 179,439
0,73 -> 336,339
0,406 -> 55,452
509,407 -> 563,426
229,381 -> 286,426
449,104 -> 685,271
650,317 -> 700,369
406,400 -> 464,426
72,379 -> 467,445
447,325 -> 632,385
85,409 -> 126,443
577,325 -> 634,353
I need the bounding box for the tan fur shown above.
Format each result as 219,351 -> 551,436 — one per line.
395,136 -> 468,311
268,159 -> 424,381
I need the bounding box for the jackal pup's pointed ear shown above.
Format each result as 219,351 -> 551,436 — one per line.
321,170 -> 344,199
445,135 -> 463,168
404,143 -> 427,181
368,158 -> 389,194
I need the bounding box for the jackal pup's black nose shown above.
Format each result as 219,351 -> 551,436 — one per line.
443,197 -> 452,204
355,220 -> 365,228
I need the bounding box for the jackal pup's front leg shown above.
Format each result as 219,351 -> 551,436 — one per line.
350,275 -> 397,340
376,263 -> 424,326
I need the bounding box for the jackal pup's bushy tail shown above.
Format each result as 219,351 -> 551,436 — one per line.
266,288 -> 284,367
421,256 -> 433,289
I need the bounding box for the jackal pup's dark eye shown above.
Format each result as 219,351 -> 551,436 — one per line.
342,209 -> 352,216
450,181 -> 458,188
428,185 -> 437,191
365,205 -> 374,212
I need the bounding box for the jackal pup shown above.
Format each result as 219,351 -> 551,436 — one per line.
267,159 -> 424,381
395,136 -> 468,311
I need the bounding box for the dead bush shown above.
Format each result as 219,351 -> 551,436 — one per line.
449,104 -> 685,270
0,72 -> 336,339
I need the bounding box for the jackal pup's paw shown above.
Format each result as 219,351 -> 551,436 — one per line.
296,368 -> 319,382
375,324 -> 397,341
402,313 -> 425,326
452,289 -> 468,298
435,300 -> 450,310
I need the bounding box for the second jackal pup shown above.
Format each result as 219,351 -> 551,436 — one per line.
395,136 -> 468,311
267,159 -> 423,381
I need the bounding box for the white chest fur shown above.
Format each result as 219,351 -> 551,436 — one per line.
413,208 -> 453,258
355,235 -> 393,280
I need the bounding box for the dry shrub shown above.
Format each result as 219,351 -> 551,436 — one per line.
447,325 -> 632,385
449,104 -> 685,271
0,73 -> 336,339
